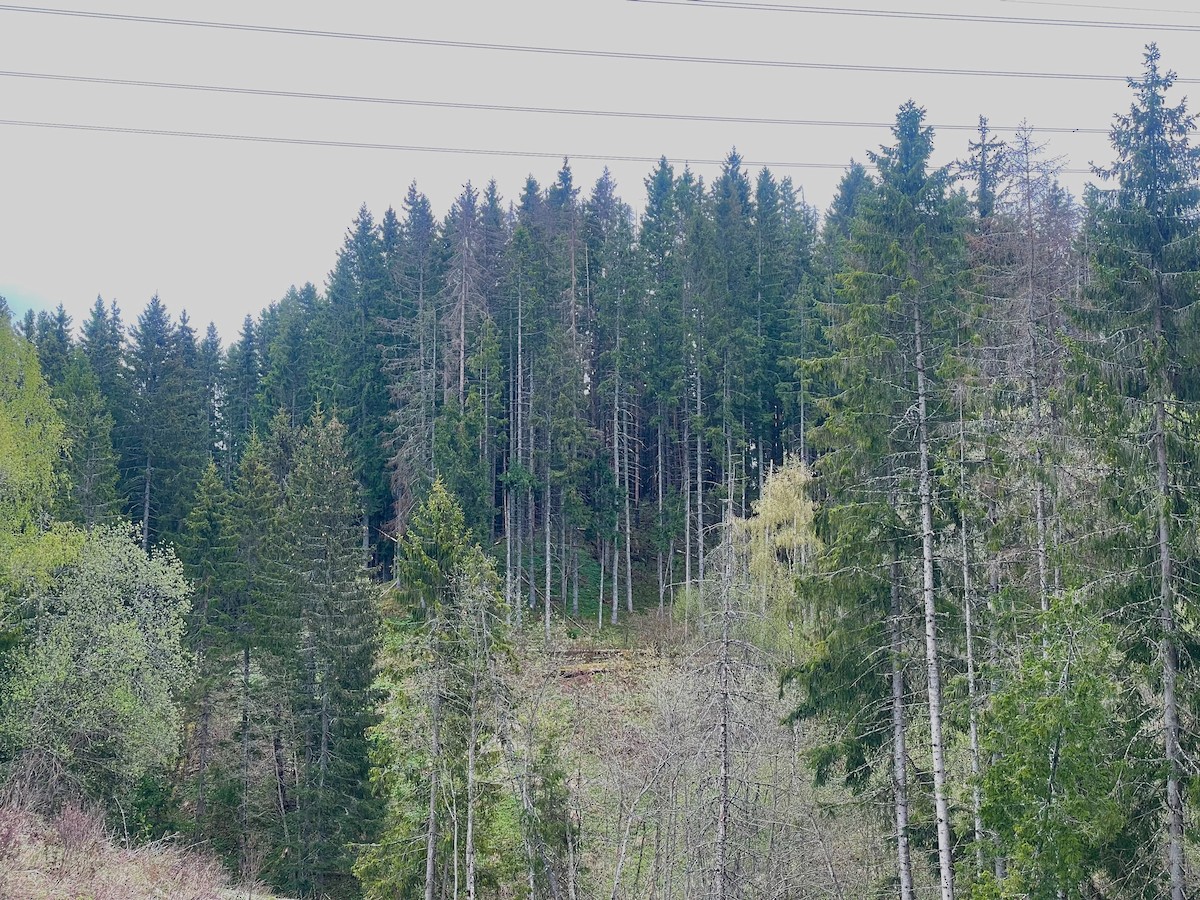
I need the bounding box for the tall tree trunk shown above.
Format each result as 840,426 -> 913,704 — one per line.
272,703 -> 290,843
239,644 -> 252,877
623,401 -> 634,616
696,369 -> 705,594
545,478 -> 552,641
611,531 -> 620,626
560,505 -> 567,609
505,490 -> 514,620
514,295 -> 524,630
1027,168 -> 1051,619
960,410 -> 984,876
1154,304 -> 1185,900
889,557 -> 915,900
598,540 -> 606,629
657,423 -> 665,615
684,417 -> 692,598
458,258 -> 467,405
915,305 -> 955,900
425,692 -> 441,900
714,516 -> 733,900
613,356 -> 622,625
465,685 -> 478,900
141,458 -> 152,550
527,484 -> 536,614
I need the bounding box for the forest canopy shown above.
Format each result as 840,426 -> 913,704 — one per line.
1,44 -> 1197,900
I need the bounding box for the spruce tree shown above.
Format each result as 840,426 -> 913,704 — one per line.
223,314 -> 263,466
178,461 -> 236,839
807,102 -> 969,899
55,350 -> 121,526
283,413 -> 380,896
1075,45 -> 1200,898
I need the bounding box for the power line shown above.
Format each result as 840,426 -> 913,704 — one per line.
0,5 -> 1191,83
0,117 -> 870,170
0,117 -> 1099,174
632,0 -> 1200,31
997,0 -> 1200,16
0,70 -> 1113,135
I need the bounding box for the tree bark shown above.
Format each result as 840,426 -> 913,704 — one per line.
1154,328 -> 1185,900
889,557 -> 915,900
425,691 -> 441,900
915,304 -> 955,900
465,685 -> 478,900
239,644 -> 251,877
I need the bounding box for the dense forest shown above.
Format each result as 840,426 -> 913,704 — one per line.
0,44 -> 1197,899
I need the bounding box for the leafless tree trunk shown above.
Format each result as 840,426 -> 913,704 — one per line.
1154,299 -> 1185,900
239,645 -> 252,877
889,558 -> 915,900
425,692 -> 440,900
915,304 -> 954,900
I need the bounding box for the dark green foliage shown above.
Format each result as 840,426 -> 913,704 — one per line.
975,600 -> 1144,899
53,351 -> 121,526
223,315 -> 263,466
282,414 -> 381,897
123,297 -> 210,548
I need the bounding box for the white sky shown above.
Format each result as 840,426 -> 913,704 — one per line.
2,0 -> 1197,341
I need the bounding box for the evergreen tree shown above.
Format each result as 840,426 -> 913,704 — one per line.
178,461 -> 236,839
55,350 -> 121,526
805,102 -> 969,900
365,481 -> 517,899
80,296 -> 129,449
260,283 -> 320,427
31,304 -> 72,388
223,314 -> 262,465
125,296 -> 178,548
198,323 -> 224,460
282,414 -> 380,897
1074,44 -> 1200,898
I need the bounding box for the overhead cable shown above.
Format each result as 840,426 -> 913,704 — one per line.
0,5 -> 1193,82
631,0 -> 1200,32
0,70 -> 1112,135
0,117 -> 1098,174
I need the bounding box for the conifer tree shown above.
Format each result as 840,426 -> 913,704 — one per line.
178,461 -> 236,837
1075,45 -> 1200,898
53,351 -> 121,527
224,314 -> 263,465
126,296 -> 174,547
808,102 -> 969,899
260,283 -> 320,427
80,296 -> 129,452
282,413 -> 380,896
366,480 -> 517,899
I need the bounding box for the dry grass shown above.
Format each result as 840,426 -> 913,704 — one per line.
0,802 -> 277,900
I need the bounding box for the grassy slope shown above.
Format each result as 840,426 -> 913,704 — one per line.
0,802 -> 276,900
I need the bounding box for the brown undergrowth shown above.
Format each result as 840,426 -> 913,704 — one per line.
0,801 -> 275,900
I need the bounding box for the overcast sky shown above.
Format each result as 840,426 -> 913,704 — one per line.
2,0 -> 1197,340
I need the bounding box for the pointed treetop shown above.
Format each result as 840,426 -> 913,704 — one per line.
1095,42 -> 1200,217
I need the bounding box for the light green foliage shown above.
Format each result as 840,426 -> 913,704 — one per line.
360,483 -> 524,898
0,523 -> 191,803
0,302 -> 64,556
975,599 -> 1133,898
733,454 -> 819,614
394,478 -> 470,612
